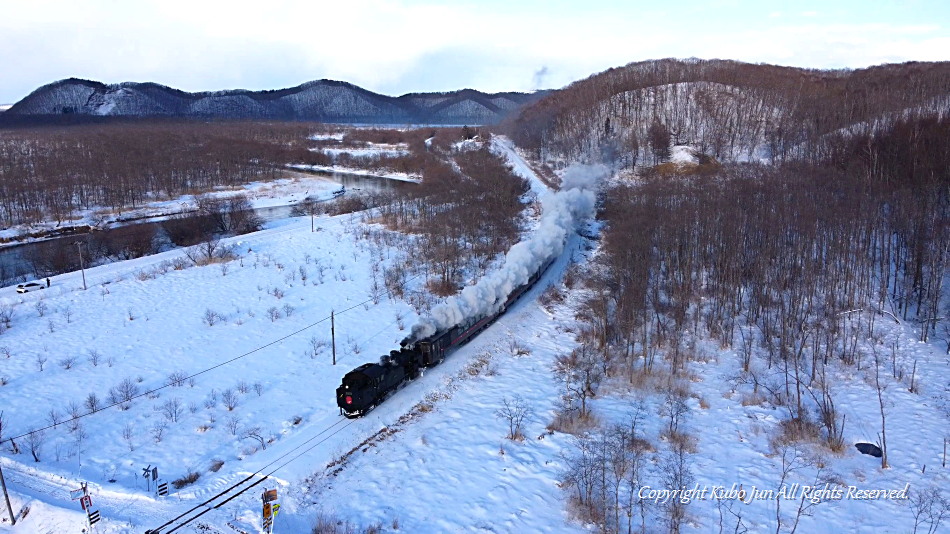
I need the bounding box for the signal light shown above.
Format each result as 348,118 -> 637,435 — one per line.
345,396 -> 352,405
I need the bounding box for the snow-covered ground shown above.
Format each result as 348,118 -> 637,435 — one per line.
288,164 -> 421,183
0,134 -> 947,534
321,143 -> 410,159
0,137 -> 586,533
669,145 -> 699,165
298,141 -> 420,182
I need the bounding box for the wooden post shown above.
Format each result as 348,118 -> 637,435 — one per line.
0,461 -> 16,525
331,310 -> 336,366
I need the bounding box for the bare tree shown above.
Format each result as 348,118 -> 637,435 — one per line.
241,426 -> 268,450
109,377 -> 140,409
46,408 -> 60,428
872,348 -> 889,468
84,392 -> 101,413
202,309 -> 224,326
554,343 -> 602,416
166,371 -> 188,387
122,423 -> 135,451
225,416 -> 241,436
308,336 -> 329,359
221,388 -> 239,411
25,428 -> 46,462
0,411 -> 7,447
663,440 -> 693,534
908,486 -> 950,534
161,398 -> 184,423
151,421 -> 168,443
495,395 -> 533,441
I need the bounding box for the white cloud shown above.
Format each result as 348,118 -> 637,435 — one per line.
1,1 -> 948,102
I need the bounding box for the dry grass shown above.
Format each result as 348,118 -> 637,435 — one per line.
565,494 -> 607,529
771,416 -> 822,449
171,470 -> 200,489
647,159 -> 721,177
538,283 -> 565,311
425,277 -> 458,297
459,352 -> 495,379
548,408 -> 600,436
740,390 -> 767,406
311,513 -> 384,534
662,430 -> 699,453
508,337 -> 532,357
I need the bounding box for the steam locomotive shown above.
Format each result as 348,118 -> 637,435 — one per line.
336,258 -> 554,418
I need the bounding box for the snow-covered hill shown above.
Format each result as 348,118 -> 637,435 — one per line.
6,79 -> 542,125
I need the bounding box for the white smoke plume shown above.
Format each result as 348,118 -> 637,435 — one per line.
407,163 -> 608,342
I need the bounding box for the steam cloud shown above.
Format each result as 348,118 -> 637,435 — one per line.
407,163 -> 607,342
532,66 -> 550,90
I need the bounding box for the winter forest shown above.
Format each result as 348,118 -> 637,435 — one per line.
0,58 -> 947,534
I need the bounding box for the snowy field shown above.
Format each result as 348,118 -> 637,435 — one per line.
0,136 -> 947,534
297,140 -> 421,183
0,138 -> 590,534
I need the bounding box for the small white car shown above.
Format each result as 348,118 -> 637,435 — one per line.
16,282 -> 45,293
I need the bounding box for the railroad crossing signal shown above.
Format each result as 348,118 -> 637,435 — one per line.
262,489 -> 279,533
142,465 -> 158,491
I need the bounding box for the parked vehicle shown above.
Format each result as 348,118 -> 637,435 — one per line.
16,282 -> 45,293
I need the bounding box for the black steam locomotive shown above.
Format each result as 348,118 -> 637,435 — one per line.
336,258 -> 554,418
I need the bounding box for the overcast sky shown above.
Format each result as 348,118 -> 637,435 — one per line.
2,0 -> 949,103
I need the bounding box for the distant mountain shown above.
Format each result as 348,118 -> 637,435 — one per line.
6,78 -> 541,124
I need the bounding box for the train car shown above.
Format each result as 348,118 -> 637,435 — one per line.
336,351 -> 420,417
337,257 -> 555,417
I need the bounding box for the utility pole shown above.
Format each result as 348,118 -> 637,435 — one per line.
330,310 -> 336,366
76,242 -> 87,290
0,461 -> 16,526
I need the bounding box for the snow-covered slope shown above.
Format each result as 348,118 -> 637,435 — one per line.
7,79 -> 541,125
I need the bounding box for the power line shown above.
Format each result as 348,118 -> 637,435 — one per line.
147,417 -> 354,534
1,272 -> 424,446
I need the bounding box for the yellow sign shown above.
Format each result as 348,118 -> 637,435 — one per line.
263,502 -> 272,518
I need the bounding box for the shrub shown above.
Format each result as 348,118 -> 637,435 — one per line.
171,470 -> 200,489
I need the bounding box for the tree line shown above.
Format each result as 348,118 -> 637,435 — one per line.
504,58 -> 950,167
0,120 -> 316,227
554,115 -> 948,532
